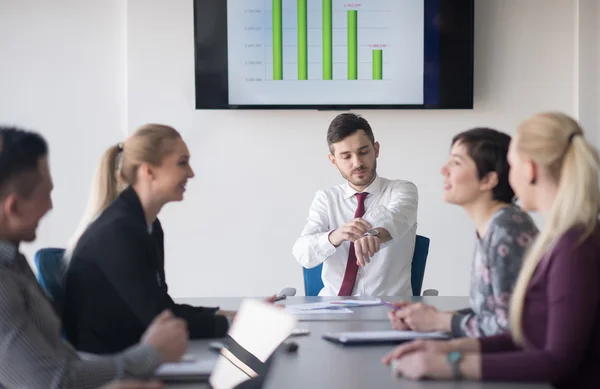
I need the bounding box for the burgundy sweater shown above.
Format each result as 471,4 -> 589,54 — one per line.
479,223 -> 600,389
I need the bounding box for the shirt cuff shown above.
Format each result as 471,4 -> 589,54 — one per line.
213,314 -> 230,337
119,343 -> 163,379
317,231 -> 336,258
450,313 -> 466,337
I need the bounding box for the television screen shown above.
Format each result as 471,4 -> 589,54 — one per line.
194,0 -> 473,109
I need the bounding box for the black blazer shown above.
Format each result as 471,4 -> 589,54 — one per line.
63,186 -> 228,354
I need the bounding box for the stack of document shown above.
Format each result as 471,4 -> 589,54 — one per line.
323,330 -> 450,345
284,300 -> 382,315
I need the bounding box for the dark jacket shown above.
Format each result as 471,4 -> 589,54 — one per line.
63,186 -> 229,354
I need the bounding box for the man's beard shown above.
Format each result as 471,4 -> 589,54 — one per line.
341,161 -> 377,187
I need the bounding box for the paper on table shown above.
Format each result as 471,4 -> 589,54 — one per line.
329,299 -> 382,307
330,330 -> 449,342
155,358 -> 217,377
285,299 -> 382,311
285,307 -> 353,315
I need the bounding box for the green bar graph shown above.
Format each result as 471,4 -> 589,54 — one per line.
348,10 -> 358,80
272,0 -> 283,80
322,0 -> 332,80
373,50 -> 382,80
298,0 -> 307,80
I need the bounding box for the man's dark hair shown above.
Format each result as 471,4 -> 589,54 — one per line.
327,113 -> 375,153
0,126 -> 48,199
452,127 -> 515,204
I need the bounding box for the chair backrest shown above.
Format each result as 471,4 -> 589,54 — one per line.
302,235 -> 430,296
303,264 -> 325,297
410,235 -> 430,296
34,248 -> 66,314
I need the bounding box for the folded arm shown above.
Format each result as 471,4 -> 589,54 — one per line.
361,181 -> 418,247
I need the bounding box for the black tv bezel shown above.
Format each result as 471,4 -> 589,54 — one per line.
193,0 -> 474,110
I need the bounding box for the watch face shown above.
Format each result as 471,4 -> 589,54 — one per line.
366,229 -> 379,236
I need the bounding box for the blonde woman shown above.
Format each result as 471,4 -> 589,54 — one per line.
382,112 -> 600,389
63,124 -> 233,354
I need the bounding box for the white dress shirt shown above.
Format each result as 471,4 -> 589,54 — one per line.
293,176 -> 418,296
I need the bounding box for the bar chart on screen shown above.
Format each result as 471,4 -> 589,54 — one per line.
226,0 -> 425,105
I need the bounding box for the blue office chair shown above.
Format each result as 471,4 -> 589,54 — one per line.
410,235 -> 431,296
302,235 -> 435,296
34,247 -> 67,314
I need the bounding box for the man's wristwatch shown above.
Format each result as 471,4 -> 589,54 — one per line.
364,228 -> 380,238
447,351 -> 464,380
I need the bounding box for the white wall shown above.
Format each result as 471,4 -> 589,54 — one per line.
576,0 -> 600,148
0,0 -> 127,255
0,0 -> 595,297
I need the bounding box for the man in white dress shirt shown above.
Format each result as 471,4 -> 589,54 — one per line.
293,113 -> 418,296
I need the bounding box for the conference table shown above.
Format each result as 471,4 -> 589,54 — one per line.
169,296 -> 552,389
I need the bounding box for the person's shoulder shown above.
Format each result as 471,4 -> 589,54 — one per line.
308,183 -> 346,205
318,182 -> 346,196
75,203 -> 144,254
84,206 -> 136,238
491,205 -> 538,233
0,268 -> 27,306
380,177 -> 418,193
556,220 -> 600,256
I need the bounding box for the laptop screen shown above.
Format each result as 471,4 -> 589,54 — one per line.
209,299 -> 296,389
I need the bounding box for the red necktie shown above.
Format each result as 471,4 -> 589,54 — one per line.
338,192 -> 369,296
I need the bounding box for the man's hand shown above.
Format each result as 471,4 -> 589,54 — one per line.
328,218 -> 371,247
354,236 -> 381,266
141,310 -> 188,362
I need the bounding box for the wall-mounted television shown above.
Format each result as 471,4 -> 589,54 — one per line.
193,0 -> 474,110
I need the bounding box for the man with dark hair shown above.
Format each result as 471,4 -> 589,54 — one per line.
0,126 -> 188,389
293,114 -> 419,296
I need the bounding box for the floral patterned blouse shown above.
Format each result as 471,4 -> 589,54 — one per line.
451,205 -> 539,337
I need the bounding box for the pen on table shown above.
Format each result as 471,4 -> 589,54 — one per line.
381,300 -> 402,311
274,293 -> 287,302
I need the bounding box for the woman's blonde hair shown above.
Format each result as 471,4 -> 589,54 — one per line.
65,124 -> 181,259
509,112 -> 600,345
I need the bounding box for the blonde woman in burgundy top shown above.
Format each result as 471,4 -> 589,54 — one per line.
383,112 -> 600,389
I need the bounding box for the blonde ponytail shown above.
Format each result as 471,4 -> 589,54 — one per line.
509,112 -> 600,345
65,144 -> 124,260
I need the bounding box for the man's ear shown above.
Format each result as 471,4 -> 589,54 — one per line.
480,171 -> 499,192
374,141 -> 380,158
2,194 -> 19,219
328,153 -> 336,166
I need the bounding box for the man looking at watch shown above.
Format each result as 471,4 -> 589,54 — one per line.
292,113 -> 419,296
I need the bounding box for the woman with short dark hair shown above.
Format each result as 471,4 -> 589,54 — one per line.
388,127 -> 538,337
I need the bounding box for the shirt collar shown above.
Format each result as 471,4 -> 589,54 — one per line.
343,175 -> 382,199
0,240 -> 19,266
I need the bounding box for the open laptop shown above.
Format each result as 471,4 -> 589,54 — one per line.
155,299 -> 297,388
